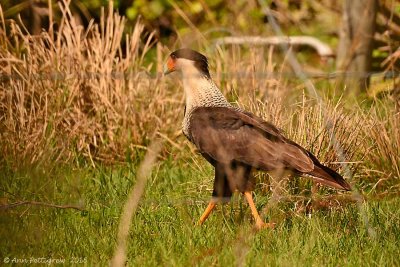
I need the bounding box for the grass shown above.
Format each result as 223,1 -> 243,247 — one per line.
1,157 -> 400,266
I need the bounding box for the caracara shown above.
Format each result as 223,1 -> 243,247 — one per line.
164,48 -> 351,229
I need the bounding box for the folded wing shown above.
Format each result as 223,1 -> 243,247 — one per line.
188,107 -> 314,172
188,107 -> 351,191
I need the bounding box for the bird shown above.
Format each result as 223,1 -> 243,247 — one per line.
163,48 -> 351,229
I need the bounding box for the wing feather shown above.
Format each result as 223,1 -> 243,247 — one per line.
188,107 -> 314,172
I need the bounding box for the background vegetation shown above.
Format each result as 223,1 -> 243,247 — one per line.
1,0 -> 399,266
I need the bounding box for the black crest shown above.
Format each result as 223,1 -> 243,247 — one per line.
170,48 -> 210,78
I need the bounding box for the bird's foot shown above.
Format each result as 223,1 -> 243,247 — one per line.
255,220 -> 276,230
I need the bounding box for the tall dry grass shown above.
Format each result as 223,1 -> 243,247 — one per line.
361,104 -> 400,191
0,2 -> 398,191
0,1 -> 178,164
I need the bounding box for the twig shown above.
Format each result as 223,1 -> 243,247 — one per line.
110,140 -> 162,267
215,36 -> 334,57
156,131 -> 183,151
0,201 -> 85,211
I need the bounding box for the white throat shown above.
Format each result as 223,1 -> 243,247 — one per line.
177,58 -> 231,136
179,59 -> 231,112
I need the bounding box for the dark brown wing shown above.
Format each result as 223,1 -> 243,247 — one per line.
241,110 -> 285,137
188,106 -> 351,191
188,107 -> 314,172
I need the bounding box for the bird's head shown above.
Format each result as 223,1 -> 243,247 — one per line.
164,48 -> 210,78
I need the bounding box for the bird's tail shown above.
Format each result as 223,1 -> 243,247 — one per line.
307,163 -> 351,191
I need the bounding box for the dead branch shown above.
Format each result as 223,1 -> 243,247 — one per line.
0,201 -> 85,211
215,36 -> 334,57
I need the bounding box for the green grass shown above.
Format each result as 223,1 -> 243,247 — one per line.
1,156 -> 400,266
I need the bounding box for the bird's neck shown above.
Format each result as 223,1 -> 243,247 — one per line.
181,67 -> 231,113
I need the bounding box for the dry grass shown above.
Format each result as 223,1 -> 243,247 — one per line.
0,1 -> 177,164
361,104 -> 400,191
0,2 -> 399,192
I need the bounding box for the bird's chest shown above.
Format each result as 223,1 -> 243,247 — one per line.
182,113 -> 192,140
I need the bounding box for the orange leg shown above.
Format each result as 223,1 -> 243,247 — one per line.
244,191 -> 275,230
198,200 -> 217,225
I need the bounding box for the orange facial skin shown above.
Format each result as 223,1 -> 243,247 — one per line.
166,56 -> 176,73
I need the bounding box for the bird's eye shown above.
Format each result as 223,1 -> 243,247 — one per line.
171,54 -> 176,59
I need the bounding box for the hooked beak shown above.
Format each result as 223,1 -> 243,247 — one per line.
163,57 -> 176,75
